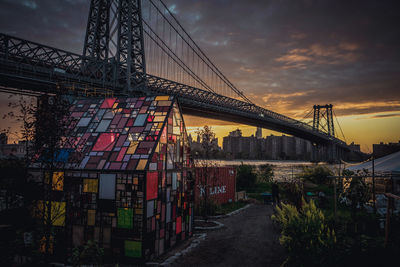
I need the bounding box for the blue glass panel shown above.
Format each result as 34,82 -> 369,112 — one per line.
133,114 -> 148,127
99,173 -> 116,199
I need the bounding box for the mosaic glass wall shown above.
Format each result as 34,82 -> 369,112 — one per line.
30,96 -> 193,261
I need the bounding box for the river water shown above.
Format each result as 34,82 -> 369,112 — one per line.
195,159 -> 340,181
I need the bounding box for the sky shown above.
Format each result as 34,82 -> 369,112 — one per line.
0,0 -> 399,152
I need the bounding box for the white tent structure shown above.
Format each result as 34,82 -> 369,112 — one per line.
347,151 -> 400,175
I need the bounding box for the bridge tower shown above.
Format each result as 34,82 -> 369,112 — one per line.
83,0 -> 146,93
313,104 -> 335,137
311,104 -> 336,162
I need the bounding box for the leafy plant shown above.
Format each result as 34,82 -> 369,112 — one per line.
258,164 -> 274,184
68,240 -> 104,267
300,166 -> 333,185
279,179 -> 303,208
236,164 -> 257,191
272,199 -> 336,266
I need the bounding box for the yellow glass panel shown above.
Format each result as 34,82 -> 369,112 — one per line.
157,100 -> 171,106
83,179 -> 98,193
88,210 -> 96,226
39,235 -> 54,254
113,103 -> 118,109
136,159 -> 147,170
133,177 -> 138,185
127,141 -> 138,154
36,201 -> 66,226
155,96 -> 169,101
135,208 -> 143,215
52,172 -> 64,191
154,116 -> 165,122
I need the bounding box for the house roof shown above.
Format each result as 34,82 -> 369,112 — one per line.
61,95 -> 174,171
347,150 -> 400,174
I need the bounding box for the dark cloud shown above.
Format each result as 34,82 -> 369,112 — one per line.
161,0 -> 400,117
0,0 -> 88,54
0,0 -> 399,119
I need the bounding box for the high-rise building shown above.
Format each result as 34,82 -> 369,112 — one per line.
373,141 -> 400,158
256,127 -> 262,139
222,131 -> 313,160
0,133 -> 7,145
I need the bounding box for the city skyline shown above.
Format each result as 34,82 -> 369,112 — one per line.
1,0 -> 399,152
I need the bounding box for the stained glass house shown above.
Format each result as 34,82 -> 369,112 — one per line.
30,95 -> 194,262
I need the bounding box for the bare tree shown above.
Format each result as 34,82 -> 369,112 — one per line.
195,126 -> 219,220
3,93 -> 78,257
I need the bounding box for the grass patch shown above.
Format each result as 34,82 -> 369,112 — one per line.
247,182 -> 272,193
216,201 -> 247,215
247,192 -> 263,201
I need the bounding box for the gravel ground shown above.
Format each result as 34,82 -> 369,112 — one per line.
170,203 -> 286,267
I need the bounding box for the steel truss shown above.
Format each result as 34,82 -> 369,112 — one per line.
0,32 -> 347,148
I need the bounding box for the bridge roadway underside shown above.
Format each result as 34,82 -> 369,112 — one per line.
180,101 -> 328,145
0,68 -> 334,145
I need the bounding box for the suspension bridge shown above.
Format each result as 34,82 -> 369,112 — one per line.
0,0 -> 363,161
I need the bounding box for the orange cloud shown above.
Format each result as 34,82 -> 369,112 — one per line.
275,42 -> 361,68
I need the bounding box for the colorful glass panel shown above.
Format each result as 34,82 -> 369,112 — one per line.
176,216 -> 182,234
146,172 -> 158,200
93,133 -> 119,151
117,208 -> 133,229
125,240 -> 141,258
99,174 -> 115,199
52,172 -> 64,191
100,98 -> 116,108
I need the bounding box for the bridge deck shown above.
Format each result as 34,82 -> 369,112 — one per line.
0,33 -> 346,147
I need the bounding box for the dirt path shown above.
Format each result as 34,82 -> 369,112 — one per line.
171,203 -> 286,267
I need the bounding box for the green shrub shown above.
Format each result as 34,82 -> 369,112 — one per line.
279,180 -> 303,208
236,164 -> 257,191
272,199 -> 336,266
300,166 -> 333,184
68,240 -> 104,267
258,164 -> 274,184
195,198 -> 219,217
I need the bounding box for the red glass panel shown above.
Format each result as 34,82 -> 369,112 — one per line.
147,115 -> 154,122
116,135 -> 127,147
146,172 -> 158,200
127,159 -> 138,170
176,216 -> 182,234
100,98 -> 116,109
152,152 -> 158,162
126,119 -> 134,127
135,148 -> 150,154
92,133 -> 119,151
116,147 -> 128,161
109,162 -> 122,170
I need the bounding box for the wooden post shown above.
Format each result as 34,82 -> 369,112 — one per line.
385,197 -> 391,247
334,177 -> 337,220
372,155 -> 376,213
